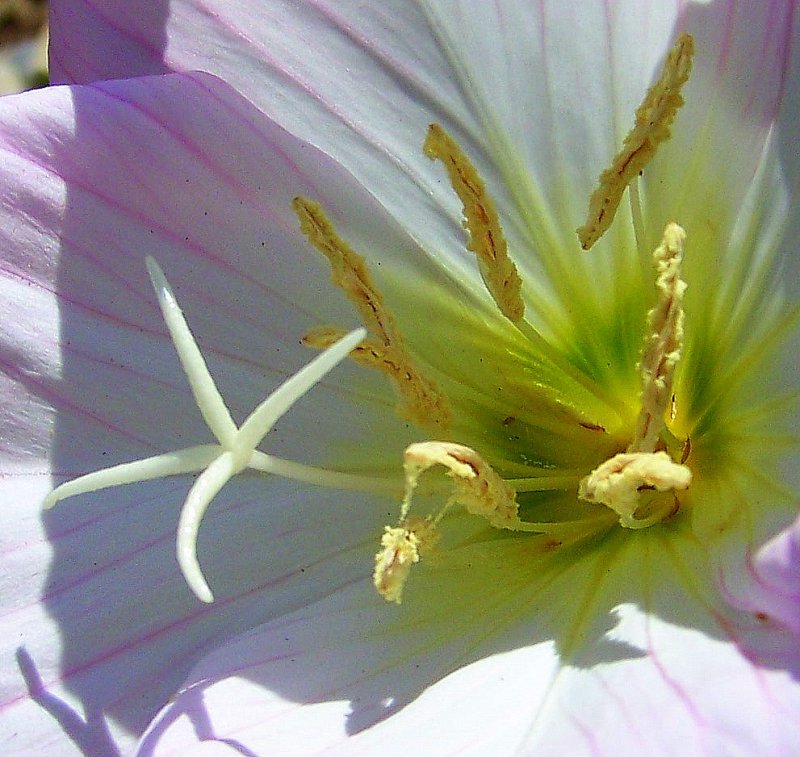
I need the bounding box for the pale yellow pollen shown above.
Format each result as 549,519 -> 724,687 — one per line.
423,123 -> 525,322
577,33 -> 694,250
578,223 -> 691,528
578,451 -> 691,529
293,196 -> 396,343
373,516 -> 439,604
402,441 -> 521,530
293,197 -> 450,431
302,325 -> 451,429
630,222 -> 687,452
374,441 -> 522,603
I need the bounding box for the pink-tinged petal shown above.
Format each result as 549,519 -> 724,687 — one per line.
0,72 -> 445,750
48,1 -> 800,345
48,2 -> 171,83
50,2 -> 798,224
139,527 -> 800,755
644,1 -> 799,256
723,513 -> 800,636
751,516 -> 800,633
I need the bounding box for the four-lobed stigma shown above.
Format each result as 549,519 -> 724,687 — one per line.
44,257 -> 395,602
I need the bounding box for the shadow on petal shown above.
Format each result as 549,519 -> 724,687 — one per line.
137,523 -> 800,753
16,647 -> 120,757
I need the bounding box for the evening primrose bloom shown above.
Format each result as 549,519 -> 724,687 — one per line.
0,0 -> 798,754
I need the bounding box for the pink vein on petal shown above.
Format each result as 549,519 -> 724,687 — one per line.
51,0 -> 166,72
0,86 -> 313,321
593,667 -> 648,747
0,541 -> 369,713
88,79 -> 290,229
305,0 -> 473,140
568,712 -> 602,757
643,613 -> 708,750
0,354 -> 150,449
741,1 -> 796,122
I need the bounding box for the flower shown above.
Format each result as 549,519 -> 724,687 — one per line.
2,0 -> 799,754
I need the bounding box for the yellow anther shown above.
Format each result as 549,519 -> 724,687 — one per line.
578,223 -> 690,528
630,223 -> 687,452
293,197 -> 450,431
293,196 -> 396,343
373,516 -> 439,604
577,33 -> 694,250
402,441 -> 520,530
374,441 -> 522,603
302,325 -> 451,429
424,123 -> 525,322
578,451 -> 691,529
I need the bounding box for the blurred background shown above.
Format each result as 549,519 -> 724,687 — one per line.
0,0 -> 47,94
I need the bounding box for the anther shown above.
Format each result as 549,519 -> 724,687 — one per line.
373,516 -> 439,604
293,197 -> 450,431
373,442 -> 524,602
424,123 -> 525,322
577,33 -> 694,250
578,451 -> 691,529
578,223 -> 691,527
401,441 -> 520,529
302,325 -> 450,430
630,223 -> 687,452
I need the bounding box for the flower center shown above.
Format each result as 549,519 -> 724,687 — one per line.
49,31 -> 784,609
363,33 -> 698,602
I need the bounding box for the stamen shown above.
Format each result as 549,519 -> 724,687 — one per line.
423,123 -> 525,322
373,441 -> 522,603
578,223 -> 691,528
293,198 -> 450,430
292,197 -> 397,344
401,441 -> 520,529
628,177 -> 646,256
578,451 -> 691,529
373,516 -> 439,604
43,258 -> 386,603
629,223 -> 687,452
577,33 -> 694,250
302,325 -> 450,430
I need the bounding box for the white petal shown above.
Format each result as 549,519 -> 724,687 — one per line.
0,73 -> 415,750
139,527 -> 800,755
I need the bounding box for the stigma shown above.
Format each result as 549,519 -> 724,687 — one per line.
44,258 -> 394,602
